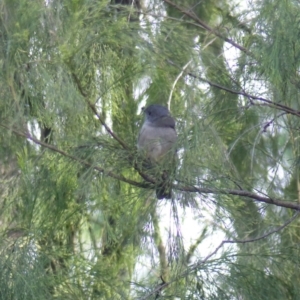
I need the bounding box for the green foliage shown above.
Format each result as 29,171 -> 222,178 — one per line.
1,0 -> 300,299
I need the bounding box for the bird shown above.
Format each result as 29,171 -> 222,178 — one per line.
137,104 -> 177,199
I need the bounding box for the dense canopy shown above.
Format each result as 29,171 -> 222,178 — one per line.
1,0 -> 300,299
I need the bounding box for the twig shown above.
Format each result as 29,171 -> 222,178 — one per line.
71,72 -> 129,150
193,210 -> 300,268
3,124 -> 300,211
86,99 -> 129,150
262,112 -> 287,132
140,211 -> 300,299
71,71 -> 159,184
166,59 -> 300,118
163,0 -> 251,55
164,1 -> 203,41
185,227 -> 207,264
139,282 -> 169,300
168,59 -> 192,110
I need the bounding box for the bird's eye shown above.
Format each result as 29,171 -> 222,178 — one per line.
148,111 -> 152,115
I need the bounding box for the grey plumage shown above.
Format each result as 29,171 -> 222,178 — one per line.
137,104 -> 177,199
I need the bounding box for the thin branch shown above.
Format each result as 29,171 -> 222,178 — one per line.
3,124 -> 300,211
151,209 -> 169,282
193,210 -> 300,268
262,112 -> 287,132
234,211 -> 300,243
185,227 -> 207,264
71,71 -> 160,185
0,124 -> 150,189
167,59 -> 300,118
86,99 -> 130,150
139,282 -> 169,300
196,76 -> 300,117
71,71 -> 160,184
176,184 -> 300,210
141,211 -> 300,299
71,72 -> 129,150
163,0 -> 251,55
168,59 -> 192,109
163,1 -> 203,41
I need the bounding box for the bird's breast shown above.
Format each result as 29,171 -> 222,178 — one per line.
137,123 -> 177,162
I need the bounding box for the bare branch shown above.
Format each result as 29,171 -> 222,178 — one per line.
155,4 -> 300,118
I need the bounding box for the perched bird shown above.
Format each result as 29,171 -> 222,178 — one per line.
137,104 -> 177,199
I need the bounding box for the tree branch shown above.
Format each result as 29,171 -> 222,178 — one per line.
185,227 -> 207,264
176,184 -> 300,210
190,73 -> 300,117
141,211 -> 300,299
70,72 -> 130,150
166,59 -> 300,118
262,112 -> 287,132
3,124 -> 300,211
192,210 -> 300,269
0,124 -> 150,189
163,0 -> 251,55
70,70 -> 159,184
168,59 -> 192,109
157,2 -> 300,117
151,209 -> 169,283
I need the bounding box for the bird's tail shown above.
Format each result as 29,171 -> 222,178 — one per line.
156,170 -> 172,199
